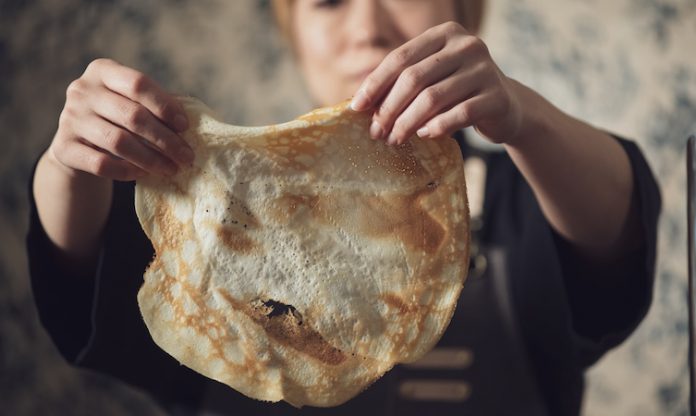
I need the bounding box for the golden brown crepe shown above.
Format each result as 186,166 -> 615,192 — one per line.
134,97 -> 470,407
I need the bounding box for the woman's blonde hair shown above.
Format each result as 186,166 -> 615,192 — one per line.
271,0 -> 486,46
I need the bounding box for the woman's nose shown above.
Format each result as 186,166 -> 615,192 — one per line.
346,0 -> 394,48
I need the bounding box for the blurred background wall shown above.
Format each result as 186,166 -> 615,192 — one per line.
1,0 -> 694,414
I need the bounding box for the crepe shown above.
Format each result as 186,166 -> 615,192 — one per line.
134,97 -> 470,407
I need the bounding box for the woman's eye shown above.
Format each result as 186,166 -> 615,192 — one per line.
312,0 -> 344,9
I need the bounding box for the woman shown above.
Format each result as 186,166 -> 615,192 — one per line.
27,0 -> 660,415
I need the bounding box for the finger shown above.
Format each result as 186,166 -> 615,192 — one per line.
90,88 -> 194,166
55,138 -> 147,182
88,58 -> 189,133
369,49 -> 462,141
351,27 -> 446,112
417,93 -> 501,139
74,112 -> 179,176
386,68 -> 479,145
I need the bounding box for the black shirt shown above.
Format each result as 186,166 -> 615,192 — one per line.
26,133 -> 660,415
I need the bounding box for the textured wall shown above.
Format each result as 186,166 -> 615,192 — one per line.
1,0 -> 694,415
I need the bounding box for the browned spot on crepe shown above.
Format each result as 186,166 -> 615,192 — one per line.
272,183 -> 445,254
216,225 -> 258,254
381,293 -> 418,315
217,291 -> 346,366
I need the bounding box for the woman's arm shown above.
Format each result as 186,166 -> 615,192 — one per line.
501,80 -> 638,261
34,58 -> 193,275
351,21 -> 639,262
33,152 -> 113,275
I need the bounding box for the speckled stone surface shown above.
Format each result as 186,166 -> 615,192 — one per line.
1,1 -> 694,415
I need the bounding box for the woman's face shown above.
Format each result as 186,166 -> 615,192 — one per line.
292,0 -> 458,106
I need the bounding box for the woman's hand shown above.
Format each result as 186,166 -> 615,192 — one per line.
350,21 -> 641,261
350,21 -> 523,146
49,58 -> 194,181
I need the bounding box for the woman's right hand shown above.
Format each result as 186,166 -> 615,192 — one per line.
49,58 -> 194,181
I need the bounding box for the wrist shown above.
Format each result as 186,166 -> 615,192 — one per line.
502,79 -> 553,150
44,146 -> 109,187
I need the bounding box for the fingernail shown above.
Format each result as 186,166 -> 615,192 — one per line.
177,146 -> 195,164
369,120 -> 384,140
387,133 -> 398,145
417,127 -> 430,138
174,114 -> 189,132
351,89 -> 370,112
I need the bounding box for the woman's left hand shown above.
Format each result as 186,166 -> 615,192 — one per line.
351,21 -> 524,146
